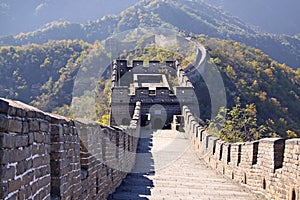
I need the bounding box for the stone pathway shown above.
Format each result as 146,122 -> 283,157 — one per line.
108,129 -> 261,200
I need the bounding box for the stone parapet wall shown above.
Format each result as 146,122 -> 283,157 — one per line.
182,105 -> 300,200
0,98 -> 140,200
0,99 -> 52,200
177,69 -> 193,88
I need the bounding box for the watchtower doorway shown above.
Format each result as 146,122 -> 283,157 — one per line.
152,118 -> 164,129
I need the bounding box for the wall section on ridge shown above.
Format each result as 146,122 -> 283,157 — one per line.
0,98 -> 141,200
182,105 -> 300,200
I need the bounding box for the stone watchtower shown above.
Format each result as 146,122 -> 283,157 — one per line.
110,59 -> 198,129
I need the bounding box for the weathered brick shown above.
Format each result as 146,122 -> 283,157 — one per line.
45,114 -> 67,124
27,110 -> 37,118
29,119 -> 40,132
15,135 -> 29,147
24,185 -> 32,199
36,111 -> 46,119
17,188 -> 26,200
32,156 -> 45,168
38,186 -> 50,200
0,166 -> 15,181
22,121 -> 28,134
50,124 -> 63,136
0,182 -> 9,198
0,100 -> 9,114
14,147 -> 31,162
32,144 -> 46,155
34,132 -> 45,143
40,121 -> 49,132
23,171 -> 34,185
15,107 -> 26,118
44,134 -> 51,144
8,178 -> 23,193
8,118 -> 23,133
0,132 -> 15,149
7,106 -> 17,117
16,159 -> 31,175
31,180 -> 38,196
0,115 -> 8,132
0,148 -> 11,164
28,132 -> 34,145
38,175 -> 51,189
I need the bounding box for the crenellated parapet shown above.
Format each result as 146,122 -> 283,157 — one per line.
111,60 -> 177,88
0,98 -> 141,200
182,105 -> 300,200
177,69 -> 193,88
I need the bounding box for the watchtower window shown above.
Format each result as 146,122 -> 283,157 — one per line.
149,90 -> 156,95
291,189 -> 296,200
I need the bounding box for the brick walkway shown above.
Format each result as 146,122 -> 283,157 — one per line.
108,129 -> 262,200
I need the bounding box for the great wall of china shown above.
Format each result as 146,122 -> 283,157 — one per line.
0,99 -> 141,199
183,105 -> 300,200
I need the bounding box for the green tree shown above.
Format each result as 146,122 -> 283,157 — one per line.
208,103 -> 266,142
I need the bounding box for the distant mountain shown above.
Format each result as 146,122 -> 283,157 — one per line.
0,0 -> 300,68
0,0 -> 139,36
204,0 -> 300,35
2,0 -> 299,37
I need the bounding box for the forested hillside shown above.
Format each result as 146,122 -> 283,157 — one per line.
0,40 -> 93,111
198,36 -> 300,138
1,0 -> 299,68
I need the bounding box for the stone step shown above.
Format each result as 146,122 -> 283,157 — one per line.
109,129 -> 261,200
113,184 -> 251,194
109,190 -> 256,200
119,177 -> 245,191
124,174 -> 231,184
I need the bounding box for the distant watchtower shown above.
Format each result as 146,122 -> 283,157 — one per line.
110,59 -> 197,129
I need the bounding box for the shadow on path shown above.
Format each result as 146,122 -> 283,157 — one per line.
108,129 -> 261,200
108,129 -> 155,199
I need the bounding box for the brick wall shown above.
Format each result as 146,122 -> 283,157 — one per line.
0,98 -> 141,200
182,105 -> 300,200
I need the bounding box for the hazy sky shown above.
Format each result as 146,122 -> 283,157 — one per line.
0,0 -> 139,36
0,0 -> 299,36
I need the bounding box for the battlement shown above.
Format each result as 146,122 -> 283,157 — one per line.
182,105 -> 300,200
111,60 -> 177,87
0,98 -> 141,200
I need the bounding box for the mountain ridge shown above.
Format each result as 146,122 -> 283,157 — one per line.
1,0 -> 299,68
0,0 -> 140,37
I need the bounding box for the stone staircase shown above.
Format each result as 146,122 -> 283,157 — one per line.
108,129 -> 263,200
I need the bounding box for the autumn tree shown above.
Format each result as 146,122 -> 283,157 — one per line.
208,103 -> 266,142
